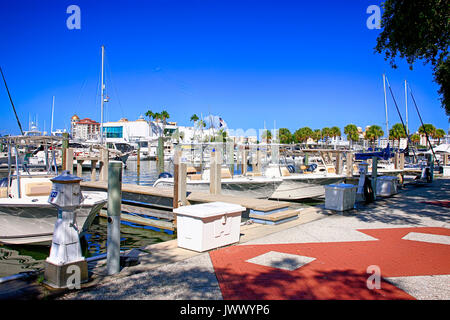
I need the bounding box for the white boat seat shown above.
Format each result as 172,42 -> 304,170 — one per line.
0,187 -> 7,198
25,181 -> 53,197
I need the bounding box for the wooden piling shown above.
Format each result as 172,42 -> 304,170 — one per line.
399,152 -> 405,170
76,160 -> 84,177
99,148 -> 109,182
241,147 -> 248,176
66,148 -> 74,174
346,152 -> 353,177
91,160 -> 98,182
61,132 -> 69,170
157,137 -> 164,174
335,152 -> 343,175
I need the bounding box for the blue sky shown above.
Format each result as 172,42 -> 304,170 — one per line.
0,0 -> 448,137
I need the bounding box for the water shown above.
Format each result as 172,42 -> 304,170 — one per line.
0,159 -> 176,278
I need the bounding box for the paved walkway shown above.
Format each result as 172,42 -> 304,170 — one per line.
60,178 -> 450,300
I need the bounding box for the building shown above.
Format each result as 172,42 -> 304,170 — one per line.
71,115 -> 100,141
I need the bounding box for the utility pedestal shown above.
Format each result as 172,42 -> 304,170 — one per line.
44,171 -> 88,289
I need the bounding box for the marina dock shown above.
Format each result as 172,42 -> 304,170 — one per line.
1,177 -> 448,301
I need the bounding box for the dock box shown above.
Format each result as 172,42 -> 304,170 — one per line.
324,184 -> 357,211
376,176 -> 398,197
174,202 -> 246,252
443,166 -> 450,177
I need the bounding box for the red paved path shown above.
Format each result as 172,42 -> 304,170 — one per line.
209,227 -> 450,300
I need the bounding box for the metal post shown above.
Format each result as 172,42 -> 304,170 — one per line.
6,142 -> 11,197
107,161 -> 122,275
100,45 -> 105,145
14,145 -> 21,198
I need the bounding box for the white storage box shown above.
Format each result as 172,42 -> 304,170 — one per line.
324,184 -> 357,211
174,202 -> 246,252
443,166 -> 450,177
376,176 -> 398,196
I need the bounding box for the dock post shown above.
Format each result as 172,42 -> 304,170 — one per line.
99,148 -> 109,182
241,147 -> 248,175
255,147 -> 261,173
394,152 -> 399,169
210,149 -> 221,194
399,152 -> 405,170
76,160 -> 84,177
335,152 -> 343,175
66,148 -> 74,174
371,156 -> 378,200
91,160 -> 98,182
157,136 -> 164,174
62,132 -> 69,170
173,148 -> 181,209
137,144 -> 141,176
107,161 -> 122,275
346,152 -> 353,177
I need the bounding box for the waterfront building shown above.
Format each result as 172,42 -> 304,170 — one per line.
71,115 -> 100,141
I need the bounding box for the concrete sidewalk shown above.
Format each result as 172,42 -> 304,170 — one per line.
59,178 -> 450,300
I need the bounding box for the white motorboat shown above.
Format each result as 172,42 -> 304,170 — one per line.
0,174 -> 107,245
153,167 -> 283,199
265,164 -> 346,200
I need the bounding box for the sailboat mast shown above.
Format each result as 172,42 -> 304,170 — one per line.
51,96 -> 55,136
405,80 -> 408,135
383,73 -> 389,138
100,45 -> 105,145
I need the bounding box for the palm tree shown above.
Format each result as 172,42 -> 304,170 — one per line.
344,124 -> 359,147
418,123 -> 436,147
160,110 -> 170,136
145,110 -> 154,121
312,129 -> 322,144
411,133 -> 420,146
261,129 -> 272,143
190,114 -> 199,124
365,125 -> 384,149
388,123 -> 406,147
197,119 -> 206,141
321,127 -> 331,144
294,127 -> 313,144
278,128 -> 292,144
330,126 -> 341,143
190,114 -> 199,141
434,128 -> 446,145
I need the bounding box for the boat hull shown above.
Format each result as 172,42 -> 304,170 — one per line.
270,175 -> 346,200
0,191 -> 107,245
154,177 -> 282,199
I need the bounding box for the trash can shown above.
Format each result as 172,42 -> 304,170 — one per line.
376,176 -> 398,197
324,183 -> 357,211
173,202 -> 246,252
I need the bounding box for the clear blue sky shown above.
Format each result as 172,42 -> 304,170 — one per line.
0,0 -> 448,137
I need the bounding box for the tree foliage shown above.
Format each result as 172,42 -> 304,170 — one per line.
375,0 -> 450,116
278,128 -> 293,144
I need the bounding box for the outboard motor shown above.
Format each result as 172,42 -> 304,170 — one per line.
287,165 -> 296,173
0,177 -> 8,187
158,172 -> 173,179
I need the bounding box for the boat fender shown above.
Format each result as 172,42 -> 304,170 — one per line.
158,172 -> 173,179
287,165 -> 295,173
307,163 -> 318,172
363,177 -> 374,203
